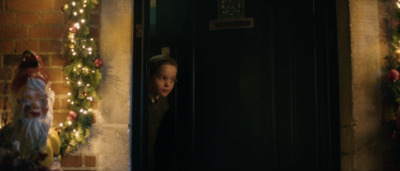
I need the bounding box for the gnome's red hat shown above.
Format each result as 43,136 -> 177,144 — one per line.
11,50 -> 50,95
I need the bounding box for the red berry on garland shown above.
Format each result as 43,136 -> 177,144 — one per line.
69,23 -> 78,33
387,69 -> 399,82
94,58 -> 103,68
67,110 -> 77,121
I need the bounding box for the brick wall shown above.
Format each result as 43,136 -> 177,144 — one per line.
0,0 -> 101,170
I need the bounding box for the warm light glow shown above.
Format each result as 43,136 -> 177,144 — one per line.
72,1 -> 76,6
77,81 -> 82,85
397,2 -> 400,8
72,52 -> 77,56
67,99 -> 71,102
74,23 -> 80,29
68,92 -> 71,96
59,123 -> 64,127
68,121 -> 72,125
73,11 -> 78,16
79,9 -> 84,13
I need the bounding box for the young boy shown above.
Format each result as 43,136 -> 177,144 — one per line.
147,55 -> 177,171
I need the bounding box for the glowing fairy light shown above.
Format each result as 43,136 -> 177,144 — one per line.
88,47 -> 92,52
68,121 -> 72,125
73,11 -> 78,16
68,92 -> 71,96
74,23 -> 80,28
79,9 -> 84,13
83,110 -> 88,114
77,81 -> 82,86
67,99 -> 71,102
72,52 -> 77,56
92,70 -> 95,73
397,1 -> 400,8
82,45 -> 86,49
71,101 -> 74,105
81,19 -> 86,23
72,1 -> 76,6
90,38 -> 94,41
67,81 -> 70,84
77,64 -> 82,68
80,109 -> 83,113
86,84 -> 90,87
59,123 -> 64,127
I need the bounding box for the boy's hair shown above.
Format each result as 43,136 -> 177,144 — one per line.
148,55 -> 178,77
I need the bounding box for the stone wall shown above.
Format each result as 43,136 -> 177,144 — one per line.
339,0 -> 396,170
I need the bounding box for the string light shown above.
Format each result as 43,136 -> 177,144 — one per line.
61,0 -> 101,156
59,123 -> 64,127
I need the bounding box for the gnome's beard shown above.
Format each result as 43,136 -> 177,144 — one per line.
14,111 -> 52,157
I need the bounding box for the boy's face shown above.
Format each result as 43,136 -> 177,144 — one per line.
150,64 -> 177,97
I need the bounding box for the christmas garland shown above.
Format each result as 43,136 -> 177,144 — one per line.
383,1 -> 400,139
58,0 -> 102,156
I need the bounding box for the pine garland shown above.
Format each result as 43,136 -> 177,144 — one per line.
59,0 -> 101,156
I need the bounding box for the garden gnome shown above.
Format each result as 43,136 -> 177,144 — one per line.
0,50 -> 62,170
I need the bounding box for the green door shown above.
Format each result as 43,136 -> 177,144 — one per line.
132,0 -> 340,170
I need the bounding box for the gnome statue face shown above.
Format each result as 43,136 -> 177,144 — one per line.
9,50 -> 55,156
